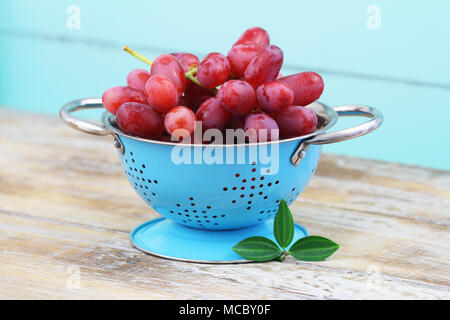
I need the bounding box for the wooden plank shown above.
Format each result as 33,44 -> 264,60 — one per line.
0,214 -> 448,300
0,108 -> 449,299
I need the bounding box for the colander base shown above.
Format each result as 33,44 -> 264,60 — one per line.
130,217 -> 308,264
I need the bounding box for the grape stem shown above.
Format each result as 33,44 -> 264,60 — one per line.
123,46 -> 217,94
123,46 -> 153,66
185,67 -> 218,94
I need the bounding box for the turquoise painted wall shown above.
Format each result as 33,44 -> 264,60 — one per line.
1,0 -> 449,170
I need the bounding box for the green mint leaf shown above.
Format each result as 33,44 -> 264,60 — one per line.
288,236 -> 339,261
232,236 -> 282,261
273,199 -> 294,249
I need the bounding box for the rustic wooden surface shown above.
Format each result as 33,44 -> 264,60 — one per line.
0,107 -> 449,300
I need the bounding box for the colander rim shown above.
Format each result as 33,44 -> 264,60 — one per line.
101,101 -> 338,147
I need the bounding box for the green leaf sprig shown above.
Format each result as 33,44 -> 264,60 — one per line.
232,199 -> 339,262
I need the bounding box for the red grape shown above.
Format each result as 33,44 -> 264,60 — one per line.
171,52 -> 200,72
276,72 -> 283,79
244,113 -> 279,142
243,45 -> 283,89
279,72 -> 324,106
191,95 -> 212,113
164,106 -> 196,138
227,44 -> 265,77
126,69 -> 150,91
182,81 -> 213,108
274,105 -> 318,138
177,95 -> 189,107
196,97 -> 230,131
102,86 -> 148,115
116,102 -> 163,138
226,113 -> 246,130
256,81 -> 294,112
197,52 -> 231,88
217,80 -> 256,115
144,75 -> 179,113
233,27 -> 270,46
150,54 -> 185,96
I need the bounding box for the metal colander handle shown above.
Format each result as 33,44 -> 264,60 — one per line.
60,98 -> 109,136
291,105 -> 383,166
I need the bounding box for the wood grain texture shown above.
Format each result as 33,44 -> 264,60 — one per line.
0,107 -> 449,299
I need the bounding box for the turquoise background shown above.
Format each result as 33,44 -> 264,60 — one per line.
1,0 -> 449,170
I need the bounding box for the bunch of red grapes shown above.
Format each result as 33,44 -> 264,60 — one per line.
102,27 -> 323,143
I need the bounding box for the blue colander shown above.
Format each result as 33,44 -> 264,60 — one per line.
61,98 -> 382,263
